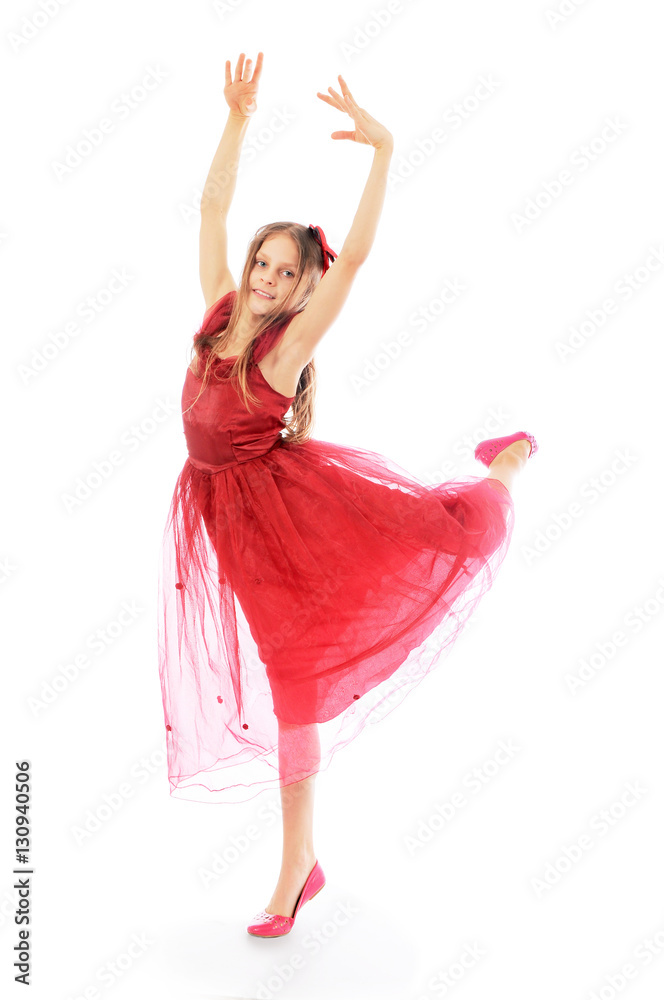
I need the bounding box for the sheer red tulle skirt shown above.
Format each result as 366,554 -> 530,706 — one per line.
157,434 -> 514,804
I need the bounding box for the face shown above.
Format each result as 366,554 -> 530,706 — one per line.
248,235 -> 300,313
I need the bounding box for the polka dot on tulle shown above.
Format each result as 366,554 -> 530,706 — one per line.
166,725 -> 172,731
175,582 -> 184,590
254,577 -> 262,584
353,694 -> 360,700
242,723 -> 249,730
217,696 -> 223,703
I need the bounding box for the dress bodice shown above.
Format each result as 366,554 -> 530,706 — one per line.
182,291 -> 296,474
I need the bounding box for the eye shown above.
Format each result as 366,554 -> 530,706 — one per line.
256,260 -> 295,278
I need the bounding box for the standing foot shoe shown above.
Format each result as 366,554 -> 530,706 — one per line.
246,860 -> 326,938
474,431 -> 538,468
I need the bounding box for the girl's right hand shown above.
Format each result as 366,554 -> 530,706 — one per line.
224,51 -> 264,118
317,74 -> 393,150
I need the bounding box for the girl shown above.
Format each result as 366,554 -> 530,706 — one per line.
157,51 -> 538,938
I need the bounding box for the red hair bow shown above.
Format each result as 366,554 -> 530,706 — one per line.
308,224 -> 337,274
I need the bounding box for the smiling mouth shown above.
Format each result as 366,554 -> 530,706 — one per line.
253,289 -> 274,300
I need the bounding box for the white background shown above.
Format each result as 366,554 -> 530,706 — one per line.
2,0 -> 663,998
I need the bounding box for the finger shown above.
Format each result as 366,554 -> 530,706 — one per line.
243,58 -> 252,81
327,85 -> 352,111
251,50 -> 264,81
234,52 -> 244,82
317,91 -> 344,112
338,74 -> 359,108
339,88 -> 365,119
225,59 -> 231,88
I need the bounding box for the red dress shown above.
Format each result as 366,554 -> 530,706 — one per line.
157,291 -> 514,803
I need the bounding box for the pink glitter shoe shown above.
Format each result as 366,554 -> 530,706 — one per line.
247,860 -> 326,938
474,431 -> 538,468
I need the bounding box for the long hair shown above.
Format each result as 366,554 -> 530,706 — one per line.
184,221 -> 326,445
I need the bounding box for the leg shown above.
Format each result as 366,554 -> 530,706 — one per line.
484,438 -> 531,495
265,720 -> 319,917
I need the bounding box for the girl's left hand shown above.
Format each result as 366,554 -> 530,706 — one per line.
317,75 -> 393,150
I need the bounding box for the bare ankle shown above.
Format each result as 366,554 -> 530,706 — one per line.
281,850 -> 316,872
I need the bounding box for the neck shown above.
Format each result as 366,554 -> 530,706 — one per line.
223,301 -> 268,352
237,299 -> 275,337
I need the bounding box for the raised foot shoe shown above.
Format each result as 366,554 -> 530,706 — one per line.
247,860 -> 326,938
474,431 -> 538,468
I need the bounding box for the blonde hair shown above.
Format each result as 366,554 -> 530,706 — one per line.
184,221 -> 326,445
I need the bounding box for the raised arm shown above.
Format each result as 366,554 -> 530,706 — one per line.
199,52 -> 263,310
283,75 -> 394,366
329,79 -> 394,266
